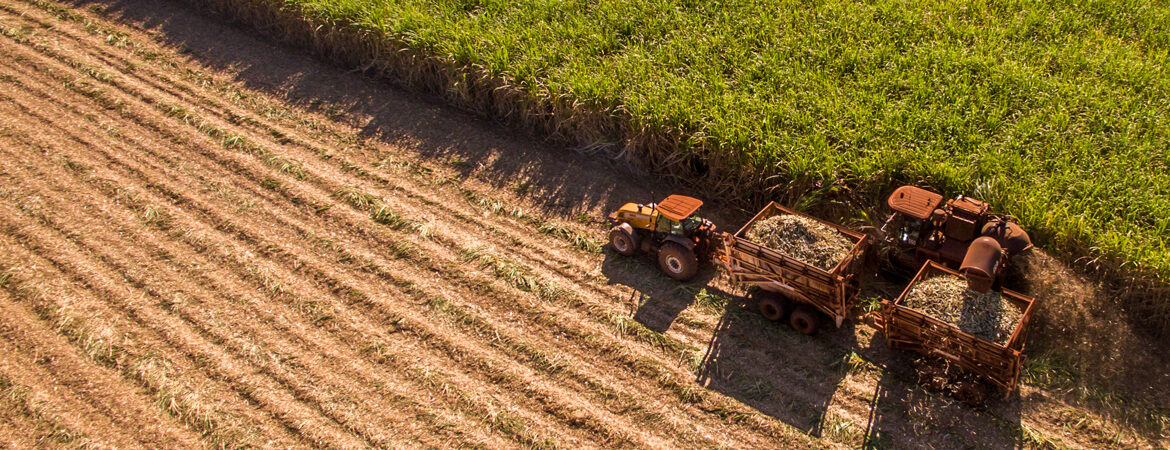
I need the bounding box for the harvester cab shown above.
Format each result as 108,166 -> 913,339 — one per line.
881,186 -> 1033,290
607,195 -> 717,281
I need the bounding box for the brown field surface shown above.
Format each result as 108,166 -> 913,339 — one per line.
0,0 -> 1164,447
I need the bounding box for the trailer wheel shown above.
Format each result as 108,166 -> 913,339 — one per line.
658,243 -> 698,281
788,306 -> 820,335
608,227 -> 638,256
757,296 -> 788,321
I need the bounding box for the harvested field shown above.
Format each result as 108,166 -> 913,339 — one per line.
901,276 -> 1024,345
0,0 -> 1163,448
745,214 -> 853,271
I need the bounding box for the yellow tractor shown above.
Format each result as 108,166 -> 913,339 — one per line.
607,195 -> 718,281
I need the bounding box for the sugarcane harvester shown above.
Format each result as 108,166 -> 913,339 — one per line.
881,186 -> 1033,292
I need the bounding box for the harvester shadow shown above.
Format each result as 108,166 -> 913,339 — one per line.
855,272 -> 1025,448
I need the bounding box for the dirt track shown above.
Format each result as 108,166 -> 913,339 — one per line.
0,0 -> 1163,447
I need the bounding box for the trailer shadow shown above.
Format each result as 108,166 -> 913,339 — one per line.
606,255 -> 1028,445
696,295 -> 858,438
858,335 -> 1025,449
601,251 -> 857,437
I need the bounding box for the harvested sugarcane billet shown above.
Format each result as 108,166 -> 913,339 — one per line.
745,214 -> 854,271
902,275 -> 1024,345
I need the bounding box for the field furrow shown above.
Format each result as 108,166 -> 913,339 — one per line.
0,367 -> 87,448
0,91 -> 539,448
0,289 -> 204,448
0,184 -> 372,450
0,212 -> 310,448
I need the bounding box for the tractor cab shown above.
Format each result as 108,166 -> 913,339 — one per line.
608,195 -> 717,281
881,186 -> 1032,288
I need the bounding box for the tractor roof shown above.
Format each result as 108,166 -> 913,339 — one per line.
888,185 -> 943,220
657,195 -> 703,222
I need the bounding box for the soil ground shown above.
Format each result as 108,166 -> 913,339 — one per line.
0,0 -> 1164,447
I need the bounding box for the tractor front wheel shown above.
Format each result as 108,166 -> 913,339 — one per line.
608,227 -> 638,256
658,243 -> 698,281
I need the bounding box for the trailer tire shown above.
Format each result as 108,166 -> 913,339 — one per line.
757,296 -> 788,322
658,242 -> 698,281
789,306 -> 820,335
609,227 -> 638,256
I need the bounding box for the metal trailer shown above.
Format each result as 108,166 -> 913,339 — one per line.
879,261 -> 1037,395
715,202 -> 871,333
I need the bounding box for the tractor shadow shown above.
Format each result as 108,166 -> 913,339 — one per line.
599,250 -> 723,334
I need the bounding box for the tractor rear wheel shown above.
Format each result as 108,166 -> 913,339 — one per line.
608,227 -> 638,256
789,306 -> 821,335
658,242 -> 698,281
757,295 -> 788,321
